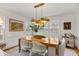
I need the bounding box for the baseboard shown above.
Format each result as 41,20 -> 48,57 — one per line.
3,45 -> 18,52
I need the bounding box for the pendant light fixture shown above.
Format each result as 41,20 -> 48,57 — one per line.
31,3 -> 49,26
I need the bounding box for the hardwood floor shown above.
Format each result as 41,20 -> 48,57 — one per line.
66,47 -> 79,56
74,48 -> 79,56
3,46 -> 78,56
3,45 -> 18,52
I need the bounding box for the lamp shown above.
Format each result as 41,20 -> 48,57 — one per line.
31,3 -> 49,26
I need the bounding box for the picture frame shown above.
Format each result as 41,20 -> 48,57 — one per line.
64,22 -> 71,30
9,18 -> 24,31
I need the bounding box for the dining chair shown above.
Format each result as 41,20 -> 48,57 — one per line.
20,39 -> 32,52
58,38 -> 66,56
29,41 -> 47,56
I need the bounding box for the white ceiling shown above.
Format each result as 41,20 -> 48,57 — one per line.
0,3 -> 78,17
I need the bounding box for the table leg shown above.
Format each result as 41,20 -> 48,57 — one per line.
18,39 -> 21,53
48,47 -> 56,56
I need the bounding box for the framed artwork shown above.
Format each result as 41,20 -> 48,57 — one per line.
64,22 -> 71,30
9,18 -> 24,31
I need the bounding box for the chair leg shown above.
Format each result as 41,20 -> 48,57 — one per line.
43,50 -> 48,56
29,51 -> 32,56
19,49 -> 21,53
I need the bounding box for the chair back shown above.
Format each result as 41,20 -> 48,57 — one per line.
58,38 -> 66,56
32,41 -> 47,53
21,39 -> 32,50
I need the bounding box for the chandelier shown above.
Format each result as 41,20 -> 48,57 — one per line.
31,3 -> 49,26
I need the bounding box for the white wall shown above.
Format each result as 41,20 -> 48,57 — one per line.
49,12 -> 78,47
54,12 -> 76,36
0,8 -> 26,48
44,12 -> 76,37
25,12 -> 77,37
75,9 -> 79,49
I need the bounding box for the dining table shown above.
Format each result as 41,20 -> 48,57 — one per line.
18,35 -> 59,56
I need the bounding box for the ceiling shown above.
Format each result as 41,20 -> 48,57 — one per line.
0,3 -> 78,17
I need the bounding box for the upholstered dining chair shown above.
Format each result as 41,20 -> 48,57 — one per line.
20,39 -> 32,52
29,41 -> 47,56
58,38 -> 66,56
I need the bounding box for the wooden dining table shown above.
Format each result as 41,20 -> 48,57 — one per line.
18,35 -> 59,56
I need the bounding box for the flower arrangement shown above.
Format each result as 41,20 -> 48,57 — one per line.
29,23 -> 44,32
